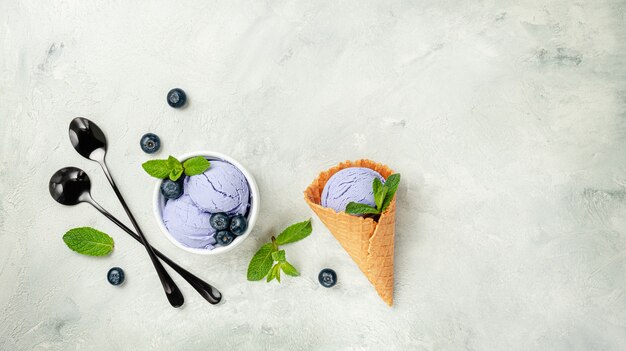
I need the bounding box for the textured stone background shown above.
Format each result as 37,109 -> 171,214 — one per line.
1,1 -> 625,350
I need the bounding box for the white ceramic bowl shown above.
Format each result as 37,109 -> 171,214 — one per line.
153,151 -> 260,255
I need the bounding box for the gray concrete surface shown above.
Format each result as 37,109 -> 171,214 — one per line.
1,1 -> 625,350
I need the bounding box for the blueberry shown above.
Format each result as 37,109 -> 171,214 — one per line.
167,88 -> 187,108
229,215 -> 247,236
215,230 -> 235,246
210,212 -> 230,231
160,179 -> 183,199
318,268 -> 337,288
140,133 -> 161,154
107,267 -> 125,286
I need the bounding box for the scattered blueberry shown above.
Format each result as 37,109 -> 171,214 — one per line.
167,88 -> 187,108
210,212 -> 230,231
160,179 -> 184,199
229,214 -> 248,236
215,230 -> 235,246
318,268 -> 337,288
140,133 -> 161,154
107,267 -> 125,286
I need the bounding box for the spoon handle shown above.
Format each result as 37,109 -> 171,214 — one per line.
97,160 -> 185,308
87,199 -> 222,304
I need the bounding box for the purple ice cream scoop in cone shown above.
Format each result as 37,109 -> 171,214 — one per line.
321,167 -> 384,213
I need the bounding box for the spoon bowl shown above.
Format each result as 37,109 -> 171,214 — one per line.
69,117 -> 107,161
49,167 -> 92,206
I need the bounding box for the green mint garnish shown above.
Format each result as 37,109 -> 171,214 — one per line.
267,263 -> 281,283
345,202 -> 380,215
281,261 -> 299,277
345,173 -> 401,216
373,178 -> 386,209
247,243 -> 275,281
275,219 -> 313,245
183,156 -> 211,176
272,250 -> 286,262
142,155 -> 210,181
167,156 -> 183,181
63,227 -> 114,256
169,167 -> 183,181
142,159 -> 171,179
247,219 -> 312,283
380,174 -> 400,211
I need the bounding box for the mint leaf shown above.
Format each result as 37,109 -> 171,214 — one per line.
63,227 -> 114,256
380,173 -> 401,212
167,155 -> 182,169
142,155 -> 187,181
183,157 -> 210,176
373,177 -> 382,193
274,264 -> 281,283
167,156 -> 184,181
345,202 -> 381,215
272,250 -> 286,262
142,159 -> 171,179
169,167 -> 183,181
281,261 -> 299,277
247,243 -> 274,281
267,265 -> 275,282
379,187 -> 388,209
267,263 -> 281,283
275,219 -> 312,245
373,177 -> 383,207
247,220 -> 312,283
375,183 -> 387,210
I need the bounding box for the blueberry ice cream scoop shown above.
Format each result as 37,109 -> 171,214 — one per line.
321,167 -> 384,213
163,194 -> 217,249
184,160 -> 250,215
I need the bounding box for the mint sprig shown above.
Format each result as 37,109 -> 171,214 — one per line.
142,159 -> 171,179
281,261 -> 299,277
275,219 -> 312,245
183,157 -> 211,176
380,173 -> 400,211
345,202 -> 381,215
345,173 -> 401,216
247,243 -> 274,280
247,219 -> 312,283
63,227 -> 114,256
272,250 -> 286,262
267,263 -> 281,283
167,156 -> 183,180
142,155 -> 210,181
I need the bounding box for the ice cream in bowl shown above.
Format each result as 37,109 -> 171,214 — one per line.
152,151 -> 259,255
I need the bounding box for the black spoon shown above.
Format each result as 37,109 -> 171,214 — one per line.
68,117 -> 184,308
49,167 -> 222,304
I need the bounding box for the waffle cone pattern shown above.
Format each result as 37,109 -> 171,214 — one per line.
304,160 -> 396,306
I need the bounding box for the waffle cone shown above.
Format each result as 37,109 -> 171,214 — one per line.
304,160 -> 396,306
